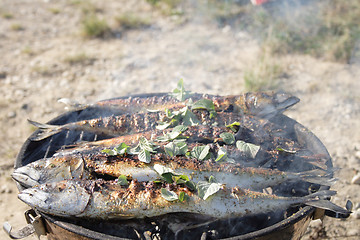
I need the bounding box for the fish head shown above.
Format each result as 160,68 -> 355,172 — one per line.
240,92 -> 299,118
18,180 -> 91,217
12,156 -> 84,187
12,165 -> 42,188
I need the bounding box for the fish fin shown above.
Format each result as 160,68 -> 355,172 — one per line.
303,189 -> 337,199
58,98 -> 90,110
28,119 -> 63,141
306,200 -> 352,216
295,169 -> 337,186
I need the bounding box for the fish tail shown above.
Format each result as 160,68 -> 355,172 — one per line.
300,190 -> 351,216
294,169 -> 337,186
275,95 -> 300,113
28,119 -> 63,141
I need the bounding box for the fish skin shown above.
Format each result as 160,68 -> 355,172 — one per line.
28,111 -> 166,141
28,108 -> 242,142
18,179 -> 341,219
29,92 -> 299,141
95,92 -> 299,117
13,141 -> 332,191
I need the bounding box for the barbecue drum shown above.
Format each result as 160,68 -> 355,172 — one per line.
6,93 -> 350,240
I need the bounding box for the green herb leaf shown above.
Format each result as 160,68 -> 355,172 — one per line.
128,137 -> 158,163
185,180 -> 196,191
101,149 -> 117,156
197,181 -> 222,200
173,174 -> 190,184
164,141 -> 188,157
157,125 -> 188,142
162,172 -> 174,183
179,191 -> 189,202
156,118 -> 179,130
165,108 -> 175,118
154,164 -> 174,176
161,188 -> 179,201
118,175 -> 129,186
276,147 -> 296,154
139,137 -> 157,153
191,99 -> 217,119
220,132 -> 235,145
191,145 -> 211,161
169,79 -> 192,101
236,140 -> 260,158
215,147 -> 228,162
226,122 -> 241,132
191,99 -> 215,111
153,164 -> 174,183
138,149 -> 151,163
181,107 -> 200,126
114,143 -> 129,155
208,175 -> 217,183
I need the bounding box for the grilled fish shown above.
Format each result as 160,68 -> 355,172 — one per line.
27,107 -> 243,141
28,92 -> 299,141
12,141 -> 333,190
17,179 -> 347,219
94,92 -> 299,117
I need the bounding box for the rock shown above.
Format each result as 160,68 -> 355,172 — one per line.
0,71 -> 6,79
353,209 -> 360,219
7,111 -> 16,118
347,228 -> 360,237
0,185 -> 12,194
351,173 -> 360,185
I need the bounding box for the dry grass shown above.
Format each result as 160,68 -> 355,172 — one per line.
81,14 -> 111,38
63,52 -> 95,65
146,0 -> 184,16
243,51 -> 284,92
252,0 -> 360,63
115,13 -> 151,30
10,23 -> 24,31
48,7 -> 61,14
207,0 -> 360,63
1,12 -> 14,19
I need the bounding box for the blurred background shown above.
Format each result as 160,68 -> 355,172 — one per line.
0,0 -> 359,239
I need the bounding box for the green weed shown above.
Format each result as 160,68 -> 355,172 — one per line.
48,8 -> 61,14
243,53 -> 284,92
81,14 -> 111,38
2,12 -> 13,19
146,0 -> 184,16
22,46 -> 36,56
115,13 -> 151,30
64,52 -> 95,65
10,23 -> 23,31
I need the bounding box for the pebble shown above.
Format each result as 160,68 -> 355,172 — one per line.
351,173 -> 360,185
0,71 -> 6,79
7,111 -> 16,118
0,185 -> 12,194
347,228 -> 360,236
353,209 -> 360,219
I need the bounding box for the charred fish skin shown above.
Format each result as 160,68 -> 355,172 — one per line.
95,92 -> 299,116
18,179 -> 344,220
28,107 -> 242,142
13,143 -> 332,190
28,111 -> 166,141
28,92 -> 299,141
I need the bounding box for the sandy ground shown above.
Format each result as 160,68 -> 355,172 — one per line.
0,0 -> 359,239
